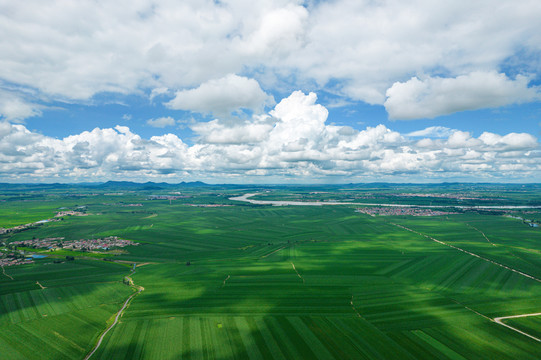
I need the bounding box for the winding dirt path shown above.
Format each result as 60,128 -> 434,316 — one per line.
1,266 -> 14,280
36,281 -> 46,289
493,313 -> 541,342
84,271 -> 144,360
222,275 -> 230,287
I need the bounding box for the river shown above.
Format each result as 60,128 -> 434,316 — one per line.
230,193 -> 541,209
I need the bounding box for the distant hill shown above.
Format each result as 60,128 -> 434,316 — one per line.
0,181 -> 539,191
0,182 -> 75,190
0,181 -> 213,191
94,181 -> 213,190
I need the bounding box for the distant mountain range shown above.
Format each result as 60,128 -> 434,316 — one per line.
0,181 -> 213,191
0,181 -> 540,192
97,180 -> 210,190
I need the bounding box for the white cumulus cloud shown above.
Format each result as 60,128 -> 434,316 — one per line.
149,87 -> 169,102
234,4 -> 308,57
0,91 -> 539,182
166,74 -> 274,117
191,118 -> 273,144
0,89 -> 42,122
408,126 -> 455,138
147,116 -> 176,128
385,72 -> 541,119
0,1 -> 540,120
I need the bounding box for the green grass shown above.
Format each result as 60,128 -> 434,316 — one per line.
0,305 -> 123,360
0,259 -> 133,360
0,202 -> 58,228
1,187 -> 540,359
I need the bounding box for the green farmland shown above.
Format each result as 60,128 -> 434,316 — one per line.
1,184 -> 540,359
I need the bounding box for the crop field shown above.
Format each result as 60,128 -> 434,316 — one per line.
1,184 -> 540,359
0,259 -> 133,360
504,316 -> 541,340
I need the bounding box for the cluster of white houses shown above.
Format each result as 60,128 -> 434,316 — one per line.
0,257 -> 33,267
11,236 -> 139,251
356,207 -> 458,217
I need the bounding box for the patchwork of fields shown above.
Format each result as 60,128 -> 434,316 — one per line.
1,187 -> 540,359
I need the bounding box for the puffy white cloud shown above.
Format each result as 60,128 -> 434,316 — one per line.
234,4 -> 308,57
0,90 -> 42,122
268,91 -> 327,149
446,131 -> 482,148
479,132 -> 538,150
191,118 -> 273,144
166,74 -> 274,116
287,0 -> 541,107
147,116 -> 176,128
149,87 -> 169,102
407,126 -> 456,138
0,122 -> 195,179
1,1 -> 541,120
385,72 -> 541,119
2,91 -> 539,182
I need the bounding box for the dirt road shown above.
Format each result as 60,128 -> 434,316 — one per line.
493,313 -> 541,342
84,271 -> 144,360
1,266 -> 14,280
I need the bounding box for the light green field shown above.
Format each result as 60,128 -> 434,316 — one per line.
1,186 -> 540,359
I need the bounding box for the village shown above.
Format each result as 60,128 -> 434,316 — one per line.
0,254 -> 33,267
356,206 -> 458,217
10,236 -> 139,251
0,207 -> 141,269
389,193 -> 486,200
0,236 -> 139,267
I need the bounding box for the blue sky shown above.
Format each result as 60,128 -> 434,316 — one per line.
22,95 -> 541,142
1,0 -> 540,183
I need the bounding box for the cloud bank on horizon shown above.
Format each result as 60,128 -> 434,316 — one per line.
0,0 -> 540,182
1,91 -> 539,183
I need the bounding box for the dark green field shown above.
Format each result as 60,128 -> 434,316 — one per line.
1,184 -> 540,359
